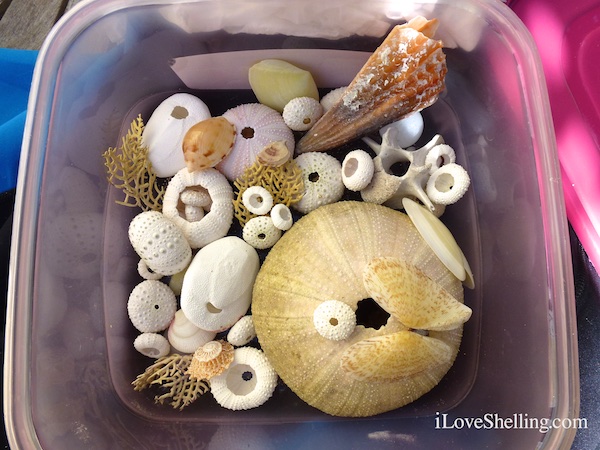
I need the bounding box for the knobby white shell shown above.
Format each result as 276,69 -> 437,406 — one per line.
379,111 -> 424,149
142,93 -> 211,177
242,186 -> 274,215
227,315 -> 256,347
270,204 -> 293,231
134,333 -> 171,358
168,309 -> 217,354
242,216 -> 282,250
127,280 -> 177,333
210,347 -> 278,410
342,150 -> 375,192
313,300 -> 356,341
128,211 -> 192,277
293,152 -> 344,214
282,97 -> 323,131
180,236 -> 260,332
162,167 -> 234,249
426,163 -> 470,205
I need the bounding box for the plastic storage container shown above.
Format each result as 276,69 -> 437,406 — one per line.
4,0 -> 579,448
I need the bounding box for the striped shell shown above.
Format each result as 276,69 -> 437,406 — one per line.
187,340 -> 235,380
252,201 -> 466,417
182,116 -> 236,172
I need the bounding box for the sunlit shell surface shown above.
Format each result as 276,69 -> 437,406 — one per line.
252,201 -> 465,417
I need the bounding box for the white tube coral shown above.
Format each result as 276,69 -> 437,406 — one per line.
210,347 -> 278,410
162,167 -> 234,249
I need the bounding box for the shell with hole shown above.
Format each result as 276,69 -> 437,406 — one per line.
252,201 -> 469,417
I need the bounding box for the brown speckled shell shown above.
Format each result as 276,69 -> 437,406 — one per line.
252,201 -> 464,417
182,117 -> 236,172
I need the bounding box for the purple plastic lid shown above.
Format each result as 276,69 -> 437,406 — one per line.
512,0 -> 600,271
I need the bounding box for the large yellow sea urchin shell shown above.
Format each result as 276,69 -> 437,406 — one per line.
252,201 -> 467,417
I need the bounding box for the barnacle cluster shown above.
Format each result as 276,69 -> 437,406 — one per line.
103,115 -> 165,211
132,353 -> 209,410
232,159 -> 304,227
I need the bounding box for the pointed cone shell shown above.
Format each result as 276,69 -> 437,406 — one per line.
363,257 -> 472,331
252,201 -> 465,417
296,19 -> 447,154
340,330 -> 452,382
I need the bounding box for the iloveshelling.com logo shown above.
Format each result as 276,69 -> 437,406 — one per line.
434,412 -> 588,434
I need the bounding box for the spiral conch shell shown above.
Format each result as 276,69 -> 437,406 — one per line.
252,201 -> 469,417
296,17 -> 446,153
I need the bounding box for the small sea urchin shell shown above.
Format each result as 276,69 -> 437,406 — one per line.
282,97 -> 323,131
128,211 -> 192,276
217,104 -> 295,181
270,204 -> 293,231
162,167 -> 233,249
227,315 -> 256,347
134,333 -> 171,358
242,186 -> 274,215
293,152 -> 344,214
313,300 -> 356,341
127,280 -> 177,333
242,216 -> 282,250
210,347 -> 278,411
426,163 -> 470,205
425,144 -> 456,174
342,150 -> 375,192
188,340 -> 235,380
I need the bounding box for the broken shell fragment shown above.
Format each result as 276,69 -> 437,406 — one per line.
313,300 -> 356,341
227,315 -> 256,347
188,340 -> 235,380
340,330 -> 452,382
426,163 -> 471,205
182,116 -> 236,172
296,18 -> 447,153
134,332 -> 171,358
342,149 -> 375,192
363,257 -> 472,331
142,93 -> 211,177
402,197 -> 474,287
256,141 -> 291,167
180,236 -> 260,332
242,186 -> 274,216
210,347 -> 278,410
168,309 -> 217,354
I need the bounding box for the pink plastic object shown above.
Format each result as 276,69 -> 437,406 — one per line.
512,0 -> 600,271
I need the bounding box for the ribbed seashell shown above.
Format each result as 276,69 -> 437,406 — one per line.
296,18 -> 446,153
256,141 -> 291,167
134,332 -> 171,358
168,309 -> 217,354
342,149 -> 375,192
217,103 -> 295,181
127,280 -> 177,333
182,116 -> 236,172
292,152 -> 344,214
180,236 -> 260,332
188,340 -> 235,380
142,93 -> 211,177
210,347 -> 278,410
252,201 -> 465,417
128,211 -> 192,276
227,315 -> 256,347
162,167 -> 233,249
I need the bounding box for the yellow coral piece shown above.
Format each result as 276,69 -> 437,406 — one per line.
232,159 -> 304,227
132,353 -> 210,410
103,115 -> 166,211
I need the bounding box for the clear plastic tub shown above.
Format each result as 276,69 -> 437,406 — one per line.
4,0 -> 579,448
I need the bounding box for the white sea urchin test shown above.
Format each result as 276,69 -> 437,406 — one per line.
242,186 -> 274,215
282,97 -> 323,131
127,280 -> 177,333
134,332 -> 171,358
313,300 -> 356,341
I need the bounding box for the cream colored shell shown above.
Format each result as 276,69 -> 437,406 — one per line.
252,201 -> 465,417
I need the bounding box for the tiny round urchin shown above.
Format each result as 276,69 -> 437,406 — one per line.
282,97 -> 323,131
313,300 -> 356,341
127,280 -> 177,333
